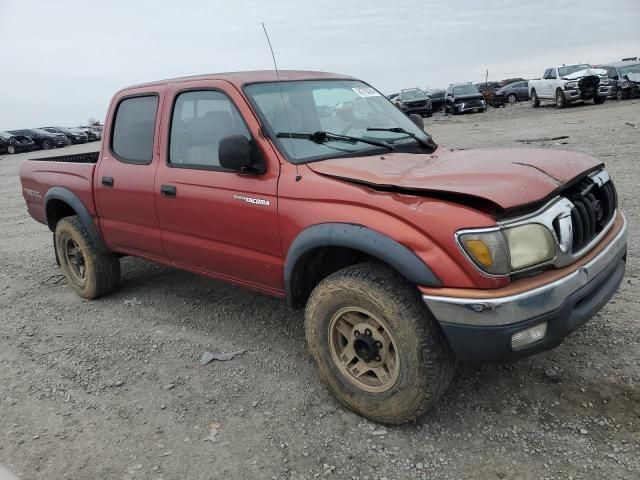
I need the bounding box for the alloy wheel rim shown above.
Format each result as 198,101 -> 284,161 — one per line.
328,307 -> 400,393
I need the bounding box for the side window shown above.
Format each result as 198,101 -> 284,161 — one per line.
111,95 -> 158,164
169,90 -> 250,169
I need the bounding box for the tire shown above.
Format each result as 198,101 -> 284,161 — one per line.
594,95 -> 606,105
55,216 -> 121,299
555,89 -> 566,109
7,145 -> 16,154
42,139 -> 53,150
507,93 -> 517,103
530,89 -> 540,107
304,263 -> 455,425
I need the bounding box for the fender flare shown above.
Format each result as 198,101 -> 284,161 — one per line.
284,223 -> 441,304
44,186 -> 110,255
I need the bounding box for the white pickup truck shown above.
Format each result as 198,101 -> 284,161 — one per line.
529,64 -> 613,108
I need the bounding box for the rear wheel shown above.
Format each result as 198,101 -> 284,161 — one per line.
42,139 -> 53,150
530,89 -> 540,107
305,263 -> 455,424
507,93 -> 517,103
55,216 -> 121,299
555,89 -> 566,108
6,145 -> 16,154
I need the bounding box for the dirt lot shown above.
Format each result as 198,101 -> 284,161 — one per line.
1,100 -> 639,480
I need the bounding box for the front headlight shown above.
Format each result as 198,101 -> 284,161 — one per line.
503,224 -> 556,270
565,81 -> 578,89
458,224 -> 556,275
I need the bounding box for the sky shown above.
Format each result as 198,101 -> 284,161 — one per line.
1,0 -> 639,130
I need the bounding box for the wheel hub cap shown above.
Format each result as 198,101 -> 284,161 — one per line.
328,307 -> 400,393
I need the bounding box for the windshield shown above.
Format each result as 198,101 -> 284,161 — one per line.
33,128 -> 52,135
619,63 -> 640,76
453,85 -> 478,95
245,80 -> 435,163
400,89 -> 426,101
0,131 -> 13,139
558,64 -> 591,77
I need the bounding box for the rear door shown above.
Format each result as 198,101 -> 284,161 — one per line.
154,80 -> 283,293
95,87 -> 168,260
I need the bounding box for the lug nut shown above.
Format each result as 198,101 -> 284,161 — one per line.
354,330 -> 360,337
375,356 -> 381,362
365,329 -> 372,336
375,341 -> 382,348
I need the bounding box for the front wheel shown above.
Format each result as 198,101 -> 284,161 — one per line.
555,89 -> 567,108
7,145 -> 16,154
55,216 -> 121,299
507,93 -> 517,103
42,139 -> 53,150
594,95 -> 606,105
304,263 -> 455,425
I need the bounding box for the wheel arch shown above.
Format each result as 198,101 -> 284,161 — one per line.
285,223 -> 441,309
44,187 -> 109,254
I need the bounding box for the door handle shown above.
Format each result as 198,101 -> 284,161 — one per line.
102,176 -> 114,187
160,184 -> 177,198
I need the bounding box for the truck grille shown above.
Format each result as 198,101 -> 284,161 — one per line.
565,175 -> 617,253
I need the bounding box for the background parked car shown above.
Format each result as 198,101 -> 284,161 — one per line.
0,131 -> 36,154
445,83 -> 487,114
40,126 -> 88,144
394,88 -> 433,117
425,88 -> 446,111
476,82 -> 506,108
78,127 -> 102,142
9,128 -> 68,149
497,80 -> 530,103
595,61 -> 640,100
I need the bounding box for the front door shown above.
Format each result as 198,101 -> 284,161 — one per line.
154,81 -> 283,293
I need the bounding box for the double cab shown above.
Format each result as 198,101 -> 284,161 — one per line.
20,71 -> 627,424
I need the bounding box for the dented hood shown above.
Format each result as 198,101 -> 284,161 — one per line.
562,68 -> 607,79
307,148 -> 603,211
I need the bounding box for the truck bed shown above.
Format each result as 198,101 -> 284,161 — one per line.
19,153 -> 98,226
28,151 -> 99,164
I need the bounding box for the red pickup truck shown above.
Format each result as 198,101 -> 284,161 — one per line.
20,71 -> 627,424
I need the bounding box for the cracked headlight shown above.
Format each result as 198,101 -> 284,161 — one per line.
565,81 -> 578,89
458,224 -> 556,275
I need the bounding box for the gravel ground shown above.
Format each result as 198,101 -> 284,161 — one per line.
1,100 -> 639,480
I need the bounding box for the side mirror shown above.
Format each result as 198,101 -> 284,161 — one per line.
219,135 -> 264,174
409,114 -> 424,130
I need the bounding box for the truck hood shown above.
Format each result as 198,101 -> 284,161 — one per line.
307,148 -> 603,211
625,72 -> 640,83
454,93 -> 483,101
562,68 -> 607,79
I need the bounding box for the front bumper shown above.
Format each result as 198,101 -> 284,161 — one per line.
455,101 -> 486,112
563,85 -> 613,101
423,213 -> 627,362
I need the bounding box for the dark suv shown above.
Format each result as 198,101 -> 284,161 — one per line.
9,128 -> 69,150
444,83 -> 487,114
394,88 -> 433,117
0,131 -> 36,154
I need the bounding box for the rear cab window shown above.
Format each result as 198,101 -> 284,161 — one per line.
111,95 -> 159,164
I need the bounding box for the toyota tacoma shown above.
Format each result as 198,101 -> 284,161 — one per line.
19,71 -> 627,424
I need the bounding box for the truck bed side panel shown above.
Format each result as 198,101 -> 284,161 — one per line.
19,160 -> 96,227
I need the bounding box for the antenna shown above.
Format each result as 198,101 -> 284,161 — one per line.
261,22 -> 301,182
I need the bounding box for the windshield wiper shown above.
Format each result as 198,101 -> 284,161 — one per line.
366,127 -> 436,150
277,131 -> 393,152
